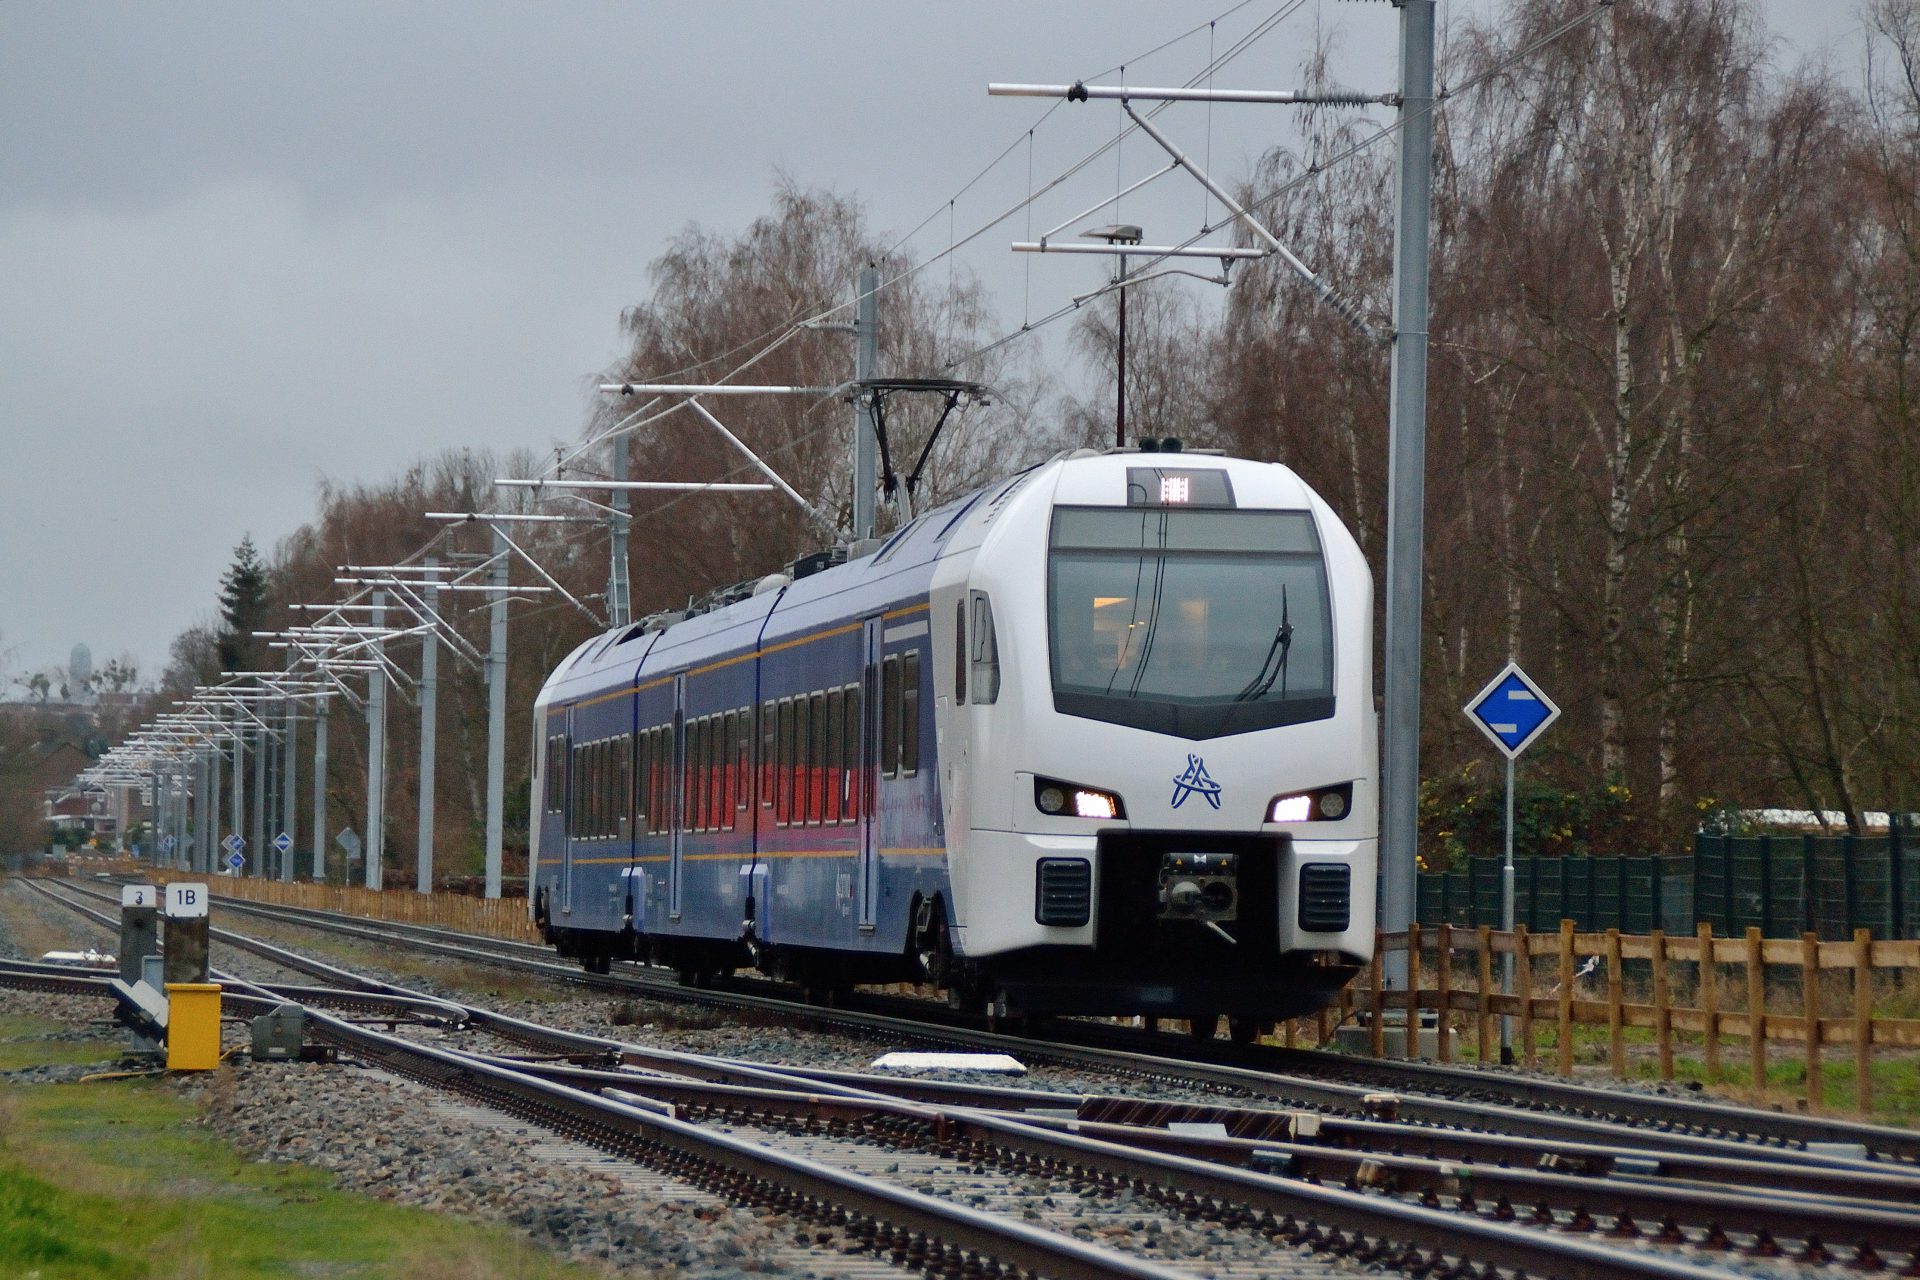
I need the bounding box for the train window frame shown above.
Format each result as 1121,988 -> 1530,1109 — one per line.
844,682 -> 863,820
654,725 -> 670,834
776,698 -> 795,827
807,690 -> 826,825
736,706 -> 752,820
640,727 -> 653,835
970,592 -> 1000,704
544,732 -> 565,814
709,714 -> 725,829
722,710 -> 738,825
953,601 -> 967,705
825,688 -> 844,824
900,650 -> 921,778
760,700 -> 776,812
881,656 -> 902,779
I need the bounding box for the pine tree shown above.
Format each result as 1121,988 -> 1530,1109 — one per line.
216,534 -> 271,673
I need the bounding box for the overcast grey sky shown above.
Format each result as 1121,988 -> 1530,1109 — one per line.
0,1 -> 1866,689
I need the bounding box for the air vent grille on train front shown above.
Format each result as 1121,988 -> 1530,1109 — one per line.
1297,863 -> 1351,933
1035,858 -> 1092,927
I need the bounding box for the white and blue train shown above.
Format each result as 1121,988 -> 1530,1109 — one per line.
530,445 -> 1376,1033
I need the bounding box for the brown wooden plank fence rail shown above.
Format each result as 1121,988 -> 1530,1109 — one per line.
1327,920 -> 1920,1114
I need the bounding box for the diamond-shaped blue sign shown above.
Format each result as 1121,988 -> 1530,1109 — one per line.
226,851 -> 245,871
272,832 -> 293,854
1465,662 -> 1561,759
223,834 -> 246,854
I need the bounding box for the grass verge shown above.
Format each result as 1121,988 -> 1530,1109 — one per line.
1,1016 -> 603,1279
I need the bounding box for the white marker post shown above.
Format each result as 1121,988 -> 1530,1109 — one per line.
1464,662 -> 1561,1064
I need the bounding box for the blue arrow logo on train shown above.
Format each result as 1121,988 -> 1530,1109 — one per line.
1171,754 -> 1222,810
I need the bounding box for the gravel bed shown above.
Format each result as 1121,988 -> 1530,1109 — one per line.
0,883 -> 885,1278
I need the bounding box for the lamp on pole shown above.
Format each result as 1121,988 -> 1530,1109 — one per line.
1083,223 -> 1142,447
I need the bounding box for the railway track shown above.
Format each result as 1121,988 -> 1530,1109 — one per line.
86,879 -> 1920,1170
10,876 -> 1919,1276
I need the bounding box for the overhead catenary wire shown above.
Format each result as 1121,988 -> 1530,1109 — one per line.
562,0 -> 1307,483
939,0 -> 1619,374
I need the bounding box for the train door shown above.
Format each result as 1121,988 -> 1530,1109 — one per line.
858,617 -> 882,932
560,705 -> 576,917
670,674 -> 686,922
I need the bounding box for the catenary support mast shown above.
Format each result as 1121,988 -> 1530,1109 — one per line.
1380,0 -> 1437,989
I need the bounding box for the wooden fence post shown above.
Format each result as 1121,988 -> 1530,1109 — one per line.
1436,923 -> 1453,1063
1518,924 -> 1535,1067
1747,926 -> 1767,1098
1854,929 -> 1872,1113
1699,922 -> 1719,1078
1406,920 -> 1422,1059
1651,928 -> 1672,1081
1369,932 -> 1385,1058
1607,928 -> 1625,1077
1802,931 -> 1822,1114
1476,926 -> 1493,1064
1557,919 -> 1575,1077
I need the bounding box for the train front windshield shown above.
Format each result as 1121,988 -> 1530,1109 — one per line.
1047,507 -> 1336,736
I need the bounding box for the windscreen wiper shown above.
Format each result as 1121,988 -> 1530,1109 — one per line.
1236,586 -> 1292,701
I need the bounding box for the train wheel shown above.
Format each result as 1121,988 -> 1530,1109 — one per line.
1186,1014 -> 1221,1042
1227,1016 -> 1268,1046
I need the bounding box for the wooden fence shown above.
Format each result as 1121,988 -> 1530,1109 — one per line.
1328,920 -> 1920,1113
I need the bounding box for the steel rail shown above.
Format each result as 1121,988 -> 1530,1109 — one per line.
448,1050 -> 1920,1258
45,880 -> 1920,1178
12,888 -> 1889,1279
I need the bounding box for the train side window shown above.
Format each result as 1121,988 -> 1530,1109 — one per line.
596,740 -> 608,838
641,729 -> 656,832
709,715 -> 725,829
620,734 -> 633,835
699,718 -> 714,832
736,707 -> 752,821
809,690 -> 828,825
970,592 -> 1001,704
795,694 -> 812,826
654,725 -> 669,834
641,728 -> 653,834
824,689 -> 844,823
544,734 -> 564,813
583,740 -> 593,838
596,739 -> 607,838
707,717 -> 721,832
586,740 -> 597,838
954,601 -> 967,705
900,651 -> 921,778
590,740 -> 602,838
776,699 -> 795,826
760,700 -> 776,811
721,711 -> 736,825
844,683 -> 864,819
881,656 -> 901,778
683,720 -> 698,833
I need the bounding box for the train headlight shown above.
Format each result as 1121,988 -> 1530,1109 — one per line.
1034,777 -> 1126,820
1073,790 -> 1119,820
1267,783 -> 1353,824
